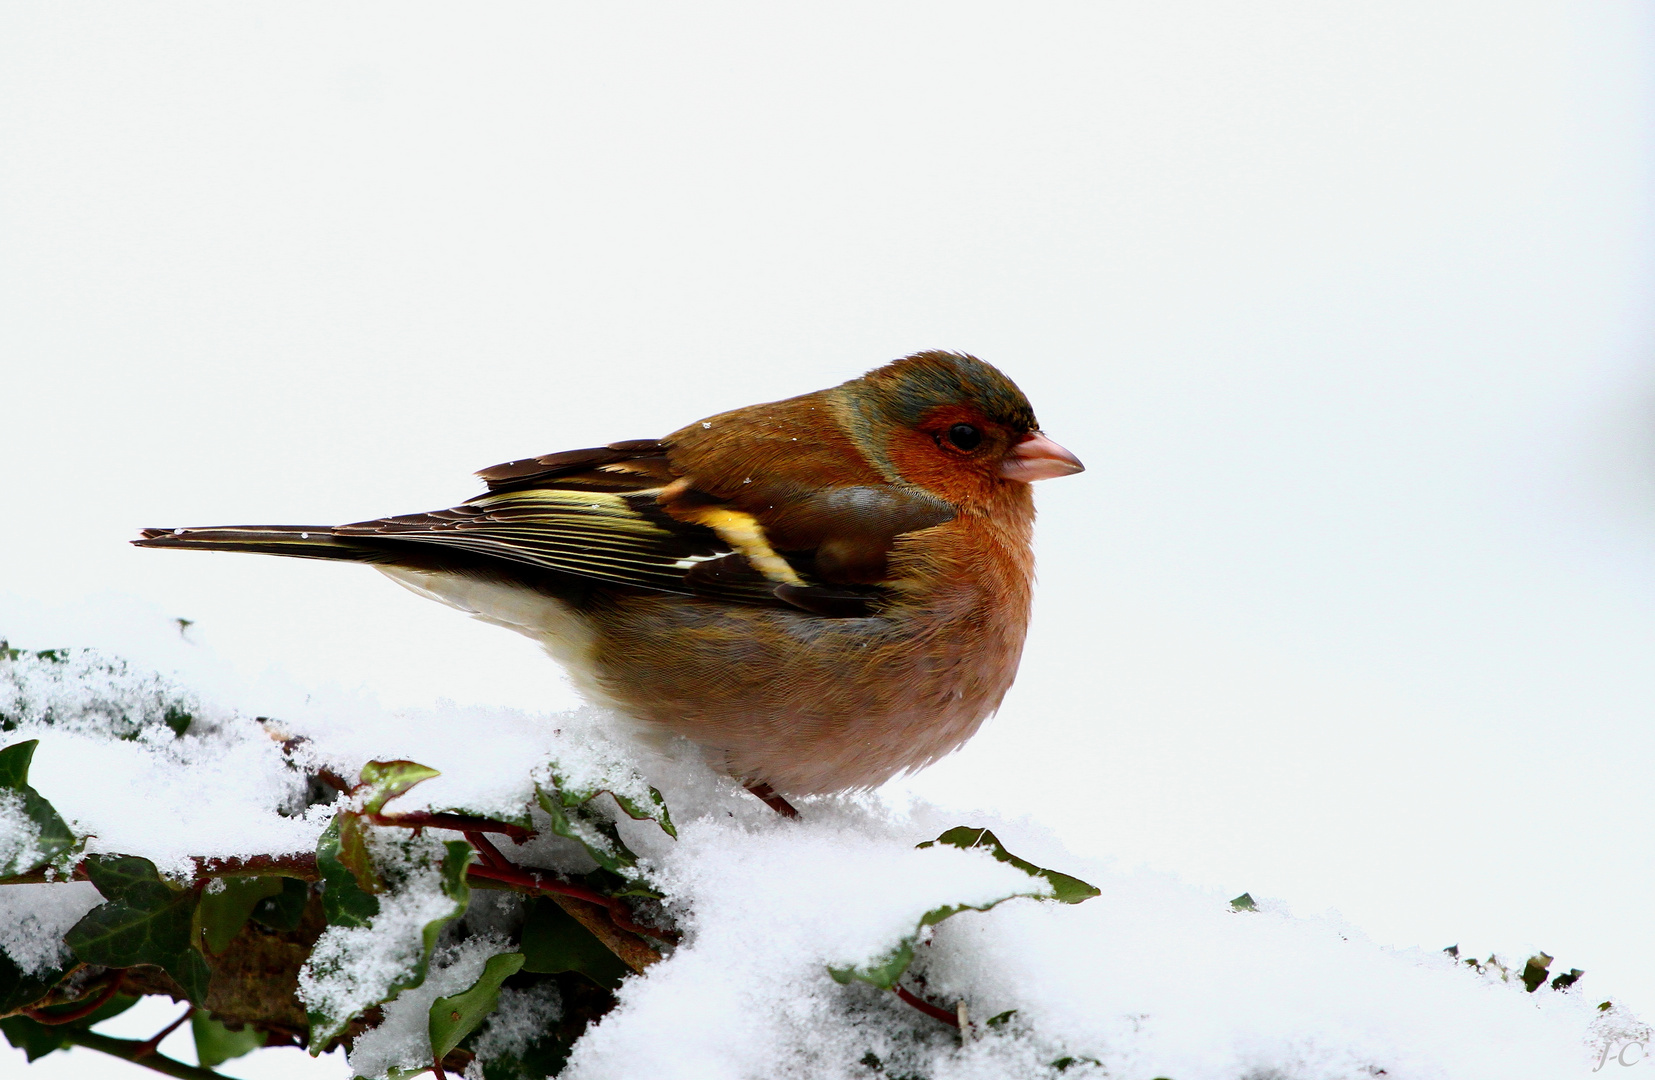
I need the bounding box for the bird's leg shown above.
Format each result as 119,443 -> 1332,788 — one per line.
744,780 -> 799,818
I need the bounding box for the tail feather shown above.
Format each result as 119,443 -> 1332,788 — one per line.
133,526 -> 388,562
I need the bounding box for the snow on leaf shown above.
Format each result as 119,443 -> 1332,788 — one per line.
917,827 -> 1101,904
428,950 -> 526,1063
299,831 -> 472,1052
828,827 -> 1099,991
0,740 -> 80,878
0,947 -> 64,1016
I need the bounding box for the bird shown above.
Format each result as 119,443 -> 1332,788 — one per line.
134,351 -> 1083,812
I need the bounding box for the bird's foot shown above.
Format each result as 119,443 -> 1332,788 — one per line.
744,781 -> 799,818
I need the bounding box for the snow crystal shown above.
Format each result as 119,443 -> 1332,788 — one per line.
296,830 -> 466,1042
348,936 -> 512,1080
0,880 -> 102,975
466,982 -> 564,1070
0,648 -> 197,741
0,789 -> 45,879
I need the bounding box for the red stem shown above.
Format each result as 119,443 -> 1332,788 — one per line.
25,970 -> 125,1025
465,862 -> 614,907
464,862 -> 675,943
372,812 -> 531,841
894,985 -> 960,1027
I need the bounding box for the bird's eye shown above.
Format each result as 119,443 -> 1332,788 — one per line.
946,423 -> 982,451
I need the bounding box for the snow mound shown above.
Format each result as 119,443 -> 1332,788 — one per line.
0,646 -> 1635,1079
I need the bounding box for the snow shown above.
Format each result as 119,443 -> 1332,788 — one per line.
297,828 -> 468,1044
466,982 -> 564,1068
0,881 -> 103,975
0,789 -> 47,879
347,936 -> 512,1080
1,646 -> 1640,1079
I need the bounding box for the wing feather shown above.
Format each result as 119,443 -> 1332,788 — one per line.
333,489 -> 785,603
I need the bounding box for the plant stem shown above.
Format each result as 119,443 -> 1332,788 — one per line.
24,970 -> 124,1024
894,985 -> 960,1027
372,812 -> 531,840
132,1006 -> 194,1057
59,1029 -> 224,1080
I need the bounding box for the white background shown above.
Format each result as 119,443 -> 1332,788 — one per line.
2,3 -> 1651,1076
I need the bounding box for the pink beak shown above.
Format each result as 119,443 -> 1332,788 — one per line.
1000,431 -> 1085,483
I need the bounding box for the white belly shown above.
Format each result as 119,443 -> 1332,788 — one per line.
375,567 -> 620,711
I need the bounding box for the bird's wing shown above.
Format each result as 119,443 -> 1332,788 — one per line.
330,487 -> 778,604
333,439 -> 954,615
473,440 -> 675,494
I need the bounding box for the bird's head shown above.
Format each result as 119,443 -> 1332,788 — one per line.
832,351 -> 1084,508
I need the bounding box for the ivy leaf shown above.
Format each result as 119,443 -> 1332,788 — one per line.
0,993 -> 138,1061
357,760 -> 442,815
0,739 -> 80,878
1522,952 -> 1554,993
557,767 -> 676,839
304,838 -> 472,1051
197,876 -> 286,953
1230,893 -> 1257,912
250,876 -> 311,932
519,897 -> 630,989
64,855 -> 211,1004
0,948 -> 64,1015
429,951 -> 526,1063
917,827 -> 1101,904
0,1014 -> 70,1062
316,815 -> 381,928
535,786 -> 642,878
829,827 -> 1100,990
334,811 -> 386,895
192,1012 -> 265,1067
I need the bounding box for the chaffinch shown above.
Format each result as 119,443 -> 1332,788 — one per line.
136,351 -> 1083,809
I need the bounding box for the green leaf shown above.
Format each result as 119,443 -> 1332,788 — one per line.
197,876 -> 286,953
429,951 -> 526,1062
917,828 -> 1100,904
1,1014 -> 71,1061
540,763 -> 677,840
192,1013 -> 265,1067
519,897 -> 629,988
162,705 -> 193,738
830,827 -> 1101,990
1,993 -> 138,1061
0,740 -> 80,877
423,841 -> 473,969
334,811 -> 386,895
64,855 -> 211,1004
0,947 -> 65,1015
250,876 -> 311,931
535,785 -> 642,878
1230,893 -> 1257,912
986,1009 -> 1017,1027
357,760 -> 442,815
1522,952 -> 1554,993
316,815 -> 380,928
305,838 -> 472,1051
